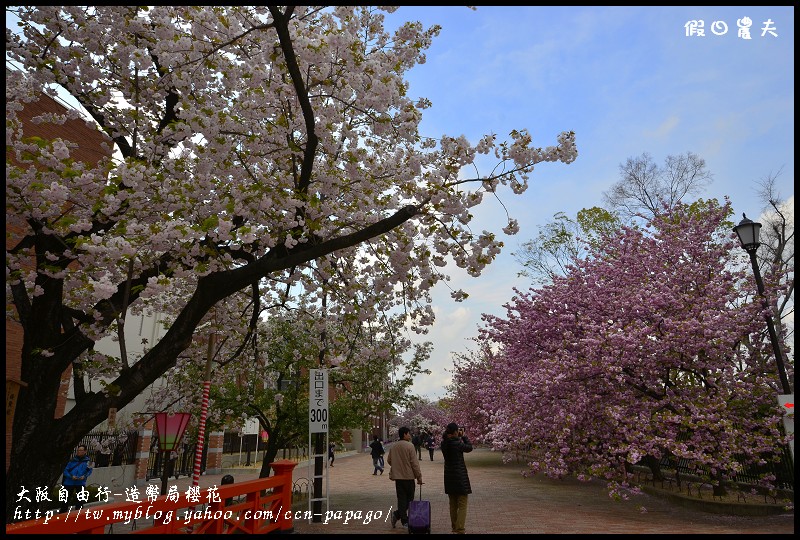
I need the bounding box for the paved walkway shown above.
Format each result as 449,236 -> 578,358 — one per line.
150,446 -> 794,535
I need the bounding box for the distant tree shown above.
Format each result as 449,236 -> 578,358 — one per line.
749,169 -> 794,370
149,305 -> 429,478
388,397 -> 449,439
445,345 -> 497,444
513,207 -> 620,285
603,151 -> 713,222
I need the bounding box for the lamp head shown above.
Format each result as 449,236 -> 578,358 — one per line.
733,213 -> 762,253
154,411 -> 191,452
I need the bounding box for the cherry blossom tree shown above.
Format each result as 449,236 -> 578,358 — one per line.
451,200 -> 792,497
5,6 -> 577,512
388,397 -> 449,440
446,345 -> 500,444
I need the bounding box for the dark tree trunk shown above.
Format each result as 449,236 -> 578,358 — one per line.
259,439 -> 283,479
710,470 -> 728,497
6,356 -> 87,522
6,432 -> 68,523
642,455 -> 664,482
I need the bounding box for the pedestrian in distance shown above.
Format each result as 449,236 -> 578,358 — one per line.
328,441 -> 335,467
95,438 -> 112,468
441,423 -> 473,534
412,431 -> 423,460
387,426 -> 423,529
426,434 -> 436,461
378,437 -> 385,470
60,444 -> 93,513
169,449 -> 180,479
369,434 -> 385,475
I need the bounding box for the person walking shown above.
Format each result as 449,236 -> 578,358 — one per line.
426,434 -> 436,461
387,426 -> 423,529
378,437 -> 385,470
60,444 -> 93,513
441,423 -> 473,534
412,432 -> 423,460
328,441 -> 335,467
369,434 -> 385,475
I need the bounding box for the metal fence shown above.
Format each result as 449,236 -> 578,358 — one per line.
222,431 -> 309,461
223,431 -> 260,453
68,429 -> 209,480
656,443 -> 794,491
146,439 -> 208,480
76,429 -> 139,467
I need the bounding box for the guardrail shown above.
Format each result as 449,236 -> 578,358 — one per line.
6,460 -> 297,535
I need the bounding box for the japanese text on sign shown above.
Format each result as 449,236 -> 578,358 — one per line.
309,369 -> 328,433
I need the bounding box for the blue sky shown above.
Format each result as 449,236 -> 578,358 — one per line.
383,6 -> 795,400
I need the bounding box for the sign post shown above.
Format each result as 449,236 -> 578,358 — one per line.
308,369 -> 329,522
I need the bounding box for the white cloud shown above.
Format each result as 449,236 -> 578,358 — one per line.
644,115 -> 681,140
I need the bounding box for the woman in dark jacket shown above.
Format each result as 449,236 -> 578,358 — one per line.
369,434 -> 385,475
441,422 -> 472,534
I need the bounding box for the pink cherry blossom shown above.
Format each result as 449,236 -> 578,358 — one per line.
449,200 -> 791,496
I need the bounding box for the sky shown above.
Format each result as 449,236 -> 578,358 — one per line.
381,6 -> 795,401
6,7 -> 794,403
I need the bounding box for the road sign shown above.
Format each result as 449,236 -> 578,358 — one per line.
243,417 -> 259,435
309,369 -> 329,433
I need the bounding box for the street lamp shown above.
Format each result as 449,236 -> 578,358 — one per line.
733,213 -> 792,395
154,411 -> 191,495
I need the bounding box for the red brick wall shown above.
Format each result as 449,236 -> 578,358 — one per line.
206,432 -> 225,473
133,420 -> 155,483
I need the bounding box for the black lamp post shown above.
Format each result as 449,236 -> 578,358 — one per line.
733,213 -> 792,395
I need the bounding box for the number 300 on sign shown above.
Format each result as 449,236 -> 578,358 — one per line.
310,409 -> 328,422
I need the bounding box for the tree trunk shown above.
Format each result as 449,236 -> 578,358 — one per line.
6,362 -> 90,523
710,470 -> 727,497
6,425 -> 70,523
642,455 -> 664,482
259,439 -> 282,479
6,273 -> 214,524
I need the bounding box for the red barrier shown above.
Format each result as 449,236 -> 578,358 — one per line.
6,460 -> 297,534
